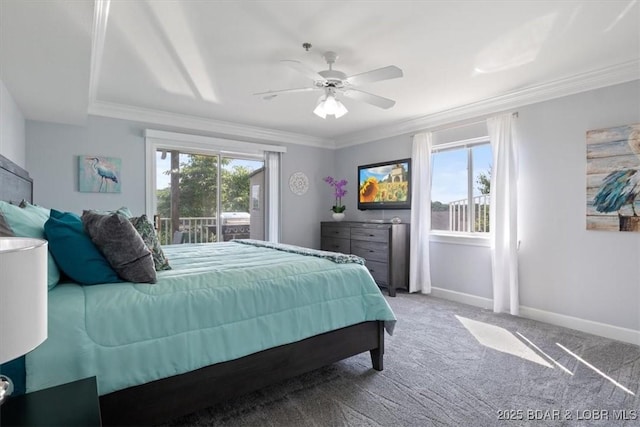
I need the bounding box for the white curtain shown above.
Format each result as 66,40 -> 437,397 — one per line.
265,151 -> 281,243
409,132 -> 433,293
487,113 -> 519,315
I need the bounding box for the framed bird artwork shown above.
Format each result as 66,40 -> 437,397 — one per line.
78,156 -> 122,193
586,123 -> 640,232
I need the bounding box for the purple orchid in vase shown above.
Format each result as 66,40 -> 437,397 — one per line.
324,176 -> 348,213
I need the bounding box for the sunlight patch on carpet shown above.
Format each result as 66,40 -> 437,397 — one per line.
516,332 -> 574,375
456,316 -> 552,368
556,343 -> 636,395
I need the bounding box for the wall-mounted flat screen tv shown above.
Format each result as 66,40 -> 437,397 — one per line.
358,158 -> 411,210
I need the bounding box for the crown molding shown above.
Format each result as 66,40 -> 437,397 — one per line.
88,100 -> 332,148
334,60 -> 640,148
87,60 -> 638,151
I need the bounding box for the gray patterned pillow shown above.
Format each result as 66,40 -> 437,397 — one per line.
129,215 -> 171,271
81,210 -> 157,283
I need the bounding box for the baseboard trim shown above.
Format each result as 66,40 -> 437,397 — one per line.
518,306 -> 640,346
429,287 -> 640,346
430,287 -> 493,310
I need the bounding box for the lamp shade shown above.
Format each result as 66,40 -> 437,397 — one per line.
313,90 -> 348,119
0,237 -> 48,364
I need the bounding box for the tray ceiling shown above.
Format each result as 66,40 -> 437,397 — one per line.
1,0 -> 638,147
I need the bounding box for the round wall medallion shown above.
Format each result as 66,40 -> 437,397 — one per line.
289,172 -> 309,195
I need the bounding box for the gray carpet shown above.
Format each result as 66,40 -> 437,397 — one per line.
165,293 -> 640,426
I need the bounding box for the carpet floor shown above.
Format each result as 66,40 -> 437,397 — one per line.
164,293 -> 640,427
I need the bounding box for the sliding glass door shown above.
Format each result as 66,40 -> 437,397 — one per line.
154,150 -> 263,244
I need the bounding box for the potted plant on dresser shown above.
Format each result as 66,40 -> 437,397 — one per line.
324,176 -> 347,221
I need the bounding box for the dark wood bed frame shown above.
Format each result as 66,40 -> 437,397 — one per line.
0,153 -> 386,426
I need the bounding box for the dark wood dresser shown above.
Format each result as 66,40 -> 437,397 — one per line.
320,221 -> 409,296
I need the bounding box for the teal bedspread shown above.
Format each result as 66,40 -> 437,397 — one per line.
26,242 -> 396,395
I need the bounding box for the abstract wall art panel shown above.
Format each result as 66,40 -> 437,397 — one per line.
79,156 -> 121,193
586,124 -> 640,232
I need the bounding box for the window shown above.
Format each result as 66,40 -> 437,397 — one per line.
431,139 -> 492,234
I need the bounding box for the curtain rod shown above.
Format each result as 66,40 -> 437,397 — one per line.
411,111 -> 518,137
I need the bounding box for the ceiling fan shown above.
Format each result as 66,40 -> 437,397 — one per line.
254,51 -> 403,119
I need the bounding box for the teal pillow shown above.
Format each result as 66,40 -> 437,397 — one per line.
20,201 -> 51,218
44,210 -> 121,285
0,201 -> 60,289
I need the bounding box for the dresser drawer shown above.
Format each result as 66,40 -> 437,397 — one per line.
351,239 -> 388,263
321,237 -> 350,254
364,260 -> 389,285
321,225 -> 350,240
350,227 -> 389,243
320,221 -> 408,297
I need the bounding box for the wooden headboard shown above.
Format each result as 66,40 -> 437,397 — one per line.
0,154 -> 33,204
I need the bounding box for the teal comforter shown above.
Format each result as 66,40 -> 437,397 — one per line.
26,242 -> 396,395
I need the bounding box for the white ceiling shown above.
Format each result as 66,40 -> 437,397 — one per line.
1,0 -> 639,147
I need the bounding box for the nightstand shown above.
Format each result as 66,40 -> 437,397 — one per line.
0,376 -> 101,426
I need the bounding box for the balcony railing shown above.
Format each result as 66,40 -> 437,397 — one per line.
156,215 -> 251,245
447,194 -> 490,233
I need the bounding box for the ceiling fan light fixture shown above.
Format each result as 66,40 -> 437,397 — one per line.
258,51 -> 401,118
313,95 -> 327,118
313,103 -> 327,119
333,100 -> 348,118
323,94 -> 339,114
313,90 -> 348,119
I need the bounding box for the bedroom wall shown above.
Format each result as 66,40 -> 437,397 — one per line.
25,115 -> 333,249
280,142 -> 336,248
22,81 -> 640,341
516,80 -> 640,339
0,78 -> 26,168
335,122 -> 494,301
334,80 -> 640,342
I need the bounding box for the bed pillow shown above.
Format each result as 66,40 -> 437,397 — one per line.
0,200 -> 60,289
0,212 -> 14,237
44,209 -> 121,285
113,206 -> 133,218
93,206 -> 133,219
129,214 -> 171,271
82,210 -> 157,283
19,200 -> 50,217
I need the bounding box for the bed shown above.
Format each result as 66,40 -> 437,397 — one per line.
0,154 -> 396,426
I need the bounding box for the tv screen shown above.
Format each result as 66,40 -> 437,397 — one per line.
358,158 -> 411,210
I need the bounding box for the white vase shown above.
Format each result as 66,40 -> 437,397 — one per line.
332,212 -> 345,222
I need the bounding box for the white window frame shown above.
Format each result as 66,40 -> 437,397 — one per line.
144,129 -> 286,241
430,136 -> 491,247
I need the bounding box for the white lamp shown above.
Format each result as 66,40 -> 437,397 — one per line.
0,237 -> 48,404
313,88 -> 348,119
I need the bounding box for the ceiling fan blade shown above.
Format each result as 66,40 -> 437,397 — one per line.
342,89 -> 396,109
346,65 -> 403,85
281,59 -> 325,81
253,87 -> 318,99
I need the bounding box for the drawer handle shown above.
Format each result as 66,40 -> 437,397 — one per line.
369,250 -> 374,253
369,234 -> 375,237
